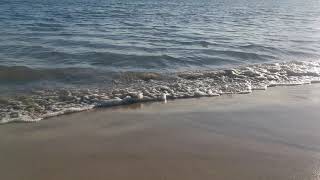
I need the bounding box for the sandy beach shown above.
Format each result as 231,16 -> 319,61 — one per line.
1,84 -> 320,180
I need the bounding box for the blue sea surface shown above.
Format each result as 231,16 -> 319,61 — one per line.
1,0 -> 319,73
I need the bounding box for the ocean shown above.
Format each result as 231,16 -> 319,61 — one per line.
1,0 -> 320,123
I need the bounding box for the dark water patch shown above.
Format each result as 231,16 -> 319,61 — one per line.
0,65 -> 113,84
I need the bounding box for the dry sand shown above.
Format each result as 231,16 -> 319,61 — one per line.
1,84 -> 320,180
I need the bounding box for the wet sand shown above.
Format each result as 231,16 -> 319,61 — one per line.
1,84 -> 320,180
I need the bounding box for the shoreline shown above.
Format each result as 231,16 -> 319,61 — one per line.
1,84 -> 320,179
2,60 -> 320,124
2,80 -> 320,125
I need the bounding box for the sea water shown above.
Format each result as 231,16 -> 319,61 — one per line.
1,0 -> 320,123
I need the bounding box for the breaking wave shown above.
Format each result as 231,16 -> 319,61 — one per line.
1,60 -> 320,124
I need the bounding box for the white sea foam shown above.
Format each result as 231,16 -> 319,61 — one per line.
1,60 -> 320,124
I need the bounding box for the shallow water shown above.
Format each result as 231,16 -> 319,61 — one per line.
1,0 -> 320,123
1,61 -> 320,123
